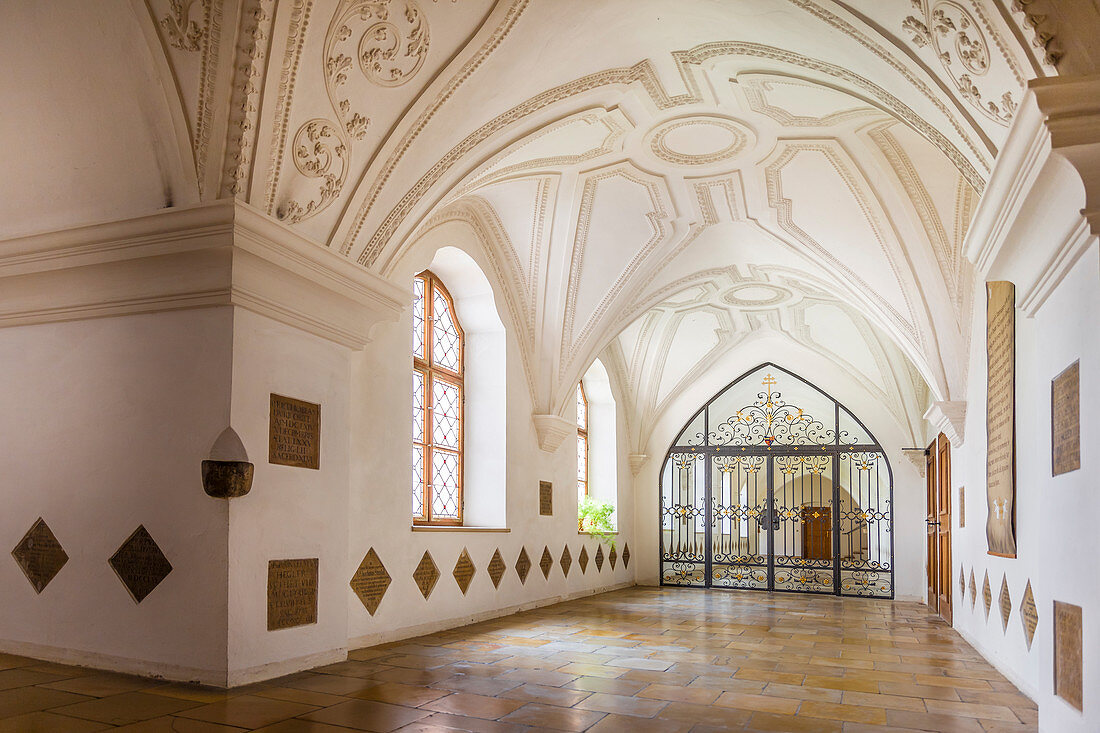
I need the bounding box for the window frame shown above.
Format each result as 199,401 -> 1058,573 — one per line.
413,270 -> 465,526
577,382 -> 589,500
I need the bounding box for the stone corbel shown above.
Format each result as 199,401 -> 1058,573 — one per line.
1032,75 -> 1100,235
628,454 -> 647,477
900,448 -> 927,478
532,414 -> 575,452
923,401 -> 967,447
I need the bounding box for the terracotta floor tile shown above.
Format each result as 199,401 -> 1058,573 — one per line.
175,694 -> 319,728
884,709 -> 986,732
563,675 -> 647,696
429,675 -> 521,697
713,691 -> 800,715
498,702 -> 607,731
923,698 -> 1021,722
744,711 -> 843,732
797,700 -> 886,725
0,667 -> 75,690
351,682 -> 450,707
299,699 -> 431,732
635,682 -> 720,705
498,682 -> 592,707
0,710 -> 112,733
587,712 -> 692,732
420,692 -> 525,720
552,663 -> 624,679
877,681 -> 961,701
839,689 -> 927,712
52,692 -> 202,726
407,712 -> 528,732
0,686 -> 94,718
111,717 -> 248,732
254,686 -> 352,707
761,682 -> 842,703
41,672 -> 162,698
657,701 -> 752,728
574,691 -> 668,717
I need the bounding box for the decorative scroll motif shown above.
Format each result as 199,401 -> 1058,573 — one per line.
998,573 -> 1011,632
539,546 -> 553,579
487,549 -> 506,589
413,551 -> 440,599
609,546 -> 617,570
622,543 -> 630,569
350,547 -> 391,615
707,374 -> 843,446
11,518 -> 68,594
594,544 -> 604,572
223,0 -> 276,197
579,545 -> 589,574
559,545 -> 572,577
515,547 -> 531,584
109,526 -> 173,604
902,1 -> 1019,125
279,0 -> 430,223
775,568 -> 833,593
1020,580 -> 1037,650
161,0 -> 207,51
452,548 -> 475,595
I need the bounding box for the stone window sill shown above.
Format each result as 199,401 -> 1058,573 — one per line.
411,526 -> 510,533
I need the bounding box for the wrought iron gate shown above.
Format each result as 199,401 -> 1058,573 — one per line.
660,365 -> 894,598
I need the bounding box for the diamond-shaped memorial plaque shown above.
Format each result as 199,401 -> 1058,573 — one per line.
969,569 -> 976,608
622,543 -> 630,569
11,518 -> 68,594
1020,580 -> 1038,651
350,548 -> 391,616
579,545 -> 589,574
595,544 -> 605,572
413,551 -> 440,600
488,549 -> 506,589
453,548 -> 476,595
560,545 -> 572,577
539,546 -> 553,579
983,570 -> 992,619
109,525 -> 172,604
999,574 -> 1012,632
515,547 -> 531,585
960,565 -> 966,597
609,546 -> 617,570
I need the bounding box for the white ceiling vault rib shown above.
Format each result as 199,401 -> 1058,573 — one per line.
2,0 -> 1050,449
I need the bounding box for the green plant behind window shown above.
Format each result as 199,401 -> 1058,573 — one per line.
578,496 -> 616,549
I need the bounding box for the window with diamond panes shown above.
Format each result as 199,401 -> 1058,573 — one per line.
577,383 -> 588,501
413,271 -> 464,524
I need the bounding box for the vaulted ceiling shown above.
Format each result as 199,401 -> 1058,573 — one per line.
0,0 -> 1059,449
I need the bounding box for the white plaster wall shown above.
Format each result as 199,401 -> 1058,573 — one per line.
346,280 -> 636,648
0,309 -> 232,683
226,308 -> 352,685
953,236 -> 1099,732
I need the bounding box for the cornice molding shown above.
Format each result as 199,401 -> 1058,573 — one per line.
0,202 -> 406,349
923,400 -> 967,447
531,413 -> 575,453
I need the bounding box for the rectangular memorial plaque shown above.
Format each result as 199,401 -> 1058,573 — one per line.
270,394 -> 321,469
268,558 -> 318,631
985,281 -> 1016,558
1052,361 -> 1080,476
539,481 -> 553,516
1054,601 -> 1083,711
959,486 -> 965,528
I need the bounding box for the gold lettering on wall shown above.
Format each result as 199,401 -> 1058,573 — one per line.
267,558 -> 318,630
269,394 -> 321,469
985,281 -> 1016,558
1052,361 -> 1080,476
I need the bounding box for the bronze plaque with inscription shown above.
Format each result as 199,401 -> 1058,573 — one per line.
270,394 -> 321,469
982,570 -> 992,619
969,569 -> 976,608
1052,361 -> 1080,476
1054,601 -> 1083,711
515,547 -> 531,584
609,546 -> 617,570
960,565 -> 966,597
350,548 -> 391,616
985,282 -> 1016,557
559,545 -> 572,577
999,574 -> 1011,632
539,546 -> 553,579
110,526 -> 173,604
413,551 -> 440,599
579,545 -> 589,574
268,558 -> 318,630
453,548 -> 476,595
539,481 -> 553,516
1020,580 -> 1038,651
622,543 -> 630,569
11,518 -> 68,594
595,544 -> 605,572
958,486 -> 965,528
488,549 -> 506,589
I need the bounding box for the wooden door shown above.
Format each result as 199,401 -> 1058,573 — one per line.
936,435 -> 952,623
800,506 -> 832,561
926,446 -> 937,613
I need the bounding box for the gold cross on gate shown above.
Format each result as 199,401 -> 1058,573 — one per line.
762,374 -> 777,389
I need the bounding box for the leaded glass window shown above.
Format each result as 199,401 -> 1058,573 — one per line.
577,383 -> 588,501
413,271 -> 464,524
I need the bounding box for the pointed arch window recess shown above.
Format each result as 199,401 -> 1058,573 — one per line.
660,364 -> 893,598
577,383 -> 589,501
413,271 -> 464,525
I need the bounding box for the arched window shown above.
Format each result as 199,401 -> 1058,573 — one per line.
577,383 -> 589,501
412,270 -> 464,525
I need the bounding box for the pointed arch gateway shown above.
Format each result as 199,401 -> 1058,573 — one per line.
660,363 -> 894,598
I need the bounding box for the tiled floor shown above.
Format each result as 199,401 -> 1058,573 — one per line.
0,587 -> 1036,732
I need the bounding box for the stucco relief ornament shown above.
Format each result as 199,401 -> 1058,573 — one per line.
160,0 -> 207,52
280,119 -> 349,223
903,1 -> 1016,125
